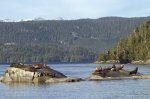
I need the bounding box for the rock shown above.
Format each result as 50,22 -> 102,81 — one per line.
131,60 -> 145,64
95,60 -> 120,64
0,63 -> 81,83
87,74 -> 150,80
145,59 -> 150,64
88,65 -> 149,80
131,59 -> 150,65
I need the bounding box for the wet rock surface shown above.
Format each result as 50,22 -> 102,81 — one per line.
0,63 -> 81,83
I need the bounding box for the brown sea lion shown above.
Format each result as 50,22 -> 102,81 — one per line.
111,64 -> 116,71
95,66 -> 102,72
106,67 -> 112,71
10,63 -> 25,68
92,66 -> 102,75
129,67 -> 138,75
111,68 -> 116,71
102,67 -> 111,71
116,64 -> 124,71
24,66 -> 36,72
10,63 -> 16,67
33,64 -> 47,69
112,64 -> 116,69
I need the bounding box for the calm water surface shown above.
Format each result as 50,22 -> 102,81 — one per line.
0,64 -> 150,99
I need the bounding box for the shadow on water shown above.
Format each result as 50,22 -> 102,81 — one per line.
1,82 -> 49,88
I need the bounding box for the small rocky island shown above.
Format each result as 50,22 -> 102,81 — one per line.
0,63 -> 81,83
87,64 -> 150,80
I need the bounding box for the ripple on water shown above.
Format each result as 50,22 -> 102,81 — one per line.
0,64 -> 150,99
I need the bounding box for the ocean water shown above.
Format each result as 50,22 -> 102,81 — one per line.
0,63 -> 150,99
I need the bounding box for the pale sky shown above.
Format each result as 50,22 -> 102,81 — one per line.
0,0 -> 150,20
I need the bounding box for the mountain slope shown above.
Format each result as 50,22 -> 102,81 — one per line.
0,16 -> 150,63
0,16 -> 150,52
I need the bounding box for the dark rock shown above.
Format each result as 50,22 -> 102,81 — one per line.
92,65 -> 140,77
88,65 -> 150,80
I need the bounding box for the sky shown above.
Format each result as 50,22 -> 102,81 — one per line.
0,0 -> 150,20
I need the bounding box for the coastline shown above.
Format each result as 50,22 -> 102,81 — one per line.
95,59 -> 150,65
94,60 -> 120,64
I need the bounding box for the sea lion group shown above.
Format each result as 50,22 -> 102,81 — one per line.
94,64 -> 124,72
0,63 -> 147,83
9,63 -> 139,79
93,64 -> 138,77
10,63 -> 48,71
10,63 -> 47,69
9,63 -> 63,77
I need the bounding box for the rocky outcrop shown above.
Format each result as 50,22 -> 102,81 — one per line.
87,65 -> 150,80
95,60 -> 119,64
87,74 -> 150,80
95,59 -> 150,65
131,59 -> 150,65
0,63 -> 81,83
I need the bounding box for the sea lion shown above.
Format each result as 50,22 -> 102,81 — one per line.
106,67 -> 112,71
95,66 -> 102,72
116,64 -> 124,71
10,63 -> 16,67
100,69 -> 108,77
111,68 -> 116,71
102,67 -> 111,71
24,66 -> 36,72
110,64 -> 116,71
111,64 -> 116,71
112,64 -> 116,68
10,63 -> 21,68
92,66 -> 102,75
33,64 -> 47,69
129,67 -> 138,75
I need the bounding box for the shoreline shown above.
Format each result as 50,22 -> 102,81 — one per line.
95,59 -> 150,65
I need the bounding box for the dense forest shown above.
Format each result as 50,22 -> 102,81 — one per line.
0,16 -> 150,63
0,44 -> 96,63
97,21 -> 150,63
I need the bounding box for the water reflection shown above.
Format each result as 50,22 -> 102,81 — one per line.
2,82 -> 48,88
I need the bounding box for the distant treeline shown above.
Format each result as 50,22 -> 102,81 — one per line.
0,44 -> 96,63
97,21 -> 150,63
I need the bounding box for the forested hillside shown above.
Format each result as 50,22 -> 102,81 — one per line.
1,16 -> 150,51
0,44 -> 95,63
0,16 -> 150,63
97,21 -> 150,63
